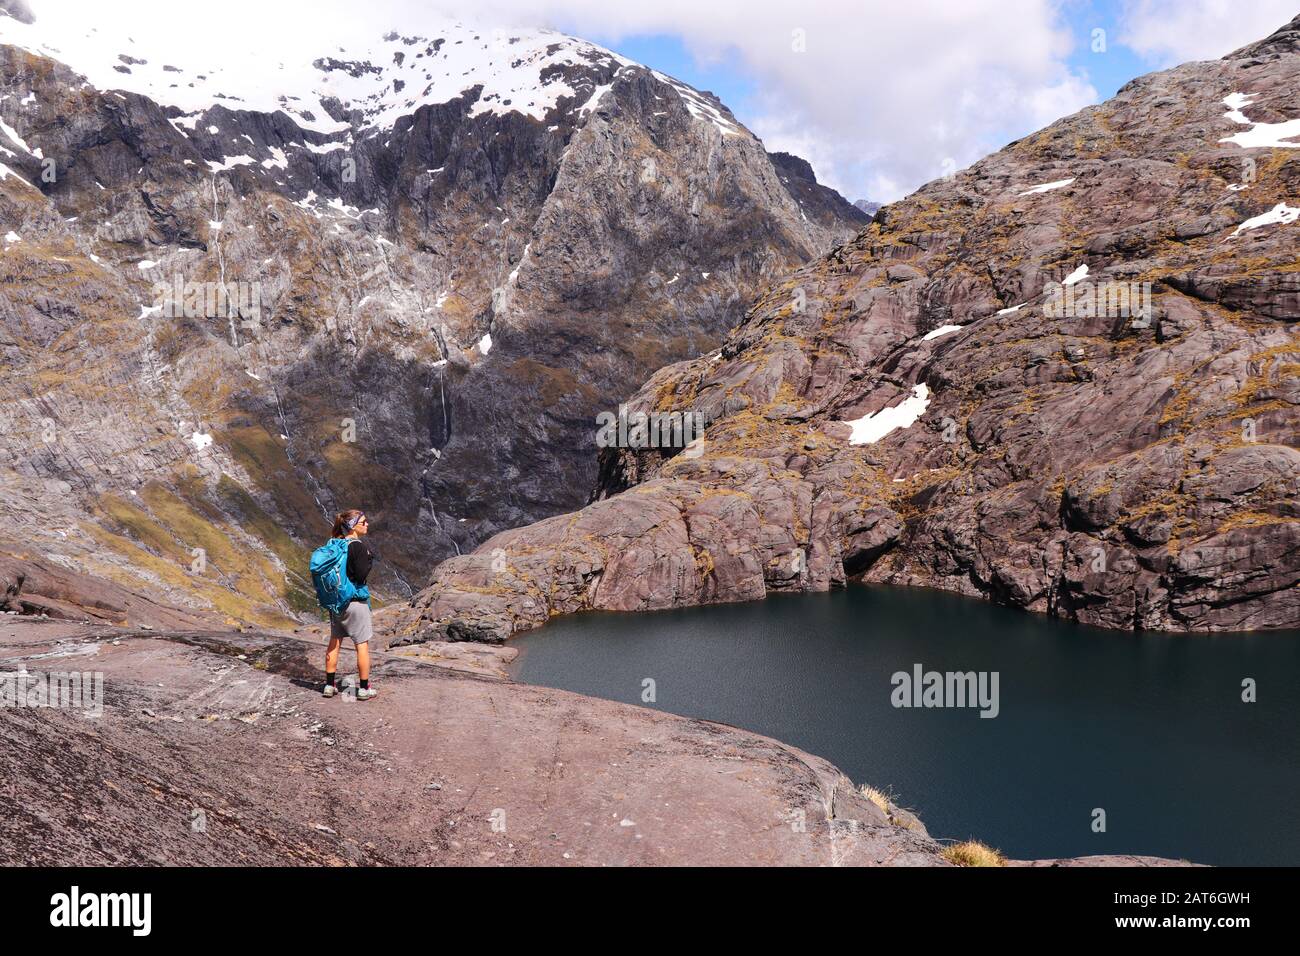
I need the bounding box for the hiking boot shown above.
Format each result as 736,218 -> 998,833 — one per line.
322,684 -> 338,698
356,686 -> 377,701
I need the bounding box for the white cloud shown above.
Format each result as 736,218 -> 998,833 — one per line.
486,0 -> 1100,202
1118,0 -> 1296,65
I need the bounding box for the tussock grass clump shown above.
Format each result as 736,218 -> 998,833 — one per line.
942,840 -> 1006,867
858,784 -> 923,831
859,784 -> 891,815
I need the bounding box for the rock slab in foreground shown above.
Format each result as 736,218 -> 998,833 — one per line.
0,619 -> 942,866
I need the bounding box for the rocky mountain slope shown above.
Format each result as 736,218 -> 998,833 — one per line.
0,9 -> 864,628
390,16 -> 1300,644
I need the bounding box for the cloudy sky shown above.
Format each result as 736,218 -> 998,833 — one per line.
22,0 -> 1300,202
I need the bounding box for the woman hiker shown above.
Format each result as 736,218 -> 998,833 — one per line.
322,509 -> 377,700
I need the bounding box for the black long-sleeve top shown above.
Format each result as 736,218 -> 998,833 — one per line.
346,539 -> 374,586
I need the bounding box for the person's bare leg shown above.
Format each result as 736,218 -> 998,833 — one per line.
325,635 -> 341,676
356,641 -> 370,683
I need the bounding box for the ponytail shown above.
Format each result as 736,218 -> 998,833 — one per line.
332,509 -> 366,538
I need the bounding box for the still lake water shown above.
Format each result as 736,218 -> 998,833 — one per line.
510,585 -> 1300,865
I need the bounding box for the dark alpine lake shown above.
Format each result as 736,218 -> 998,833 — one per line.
509,585 -> 1300,865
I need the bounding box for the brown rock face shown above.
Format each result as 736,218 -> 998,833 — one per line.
0,550 -> 213,629
391,17 -> 1300,644
0,23 -> 863,626
0,618 -> 946,866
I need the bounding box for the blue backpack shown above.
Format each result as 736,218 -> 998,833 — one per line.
310,538 -> 370,615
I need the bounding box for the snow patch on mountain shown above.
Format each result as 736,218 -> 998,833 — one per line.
651,71 -> 743,137
0,162 -> 34,189
206,155 -> 255,173
1229,202 -> 1299,237
1018,177 -> 1074,196
844,384 -> 931,446
0,114 -> 35,154
921,324 -> 962,341
1220,92 -> 1300,149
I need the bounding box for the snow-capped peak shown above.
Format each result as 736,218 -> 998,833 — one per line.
0,12 -> 743,141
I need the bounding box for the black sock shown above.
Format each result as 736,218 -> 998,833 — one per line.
325,672 -> 336,687
360,679 -> 369,690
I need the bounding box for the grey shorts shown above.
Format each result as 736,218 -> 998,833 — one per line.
328,600 -> 372,646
